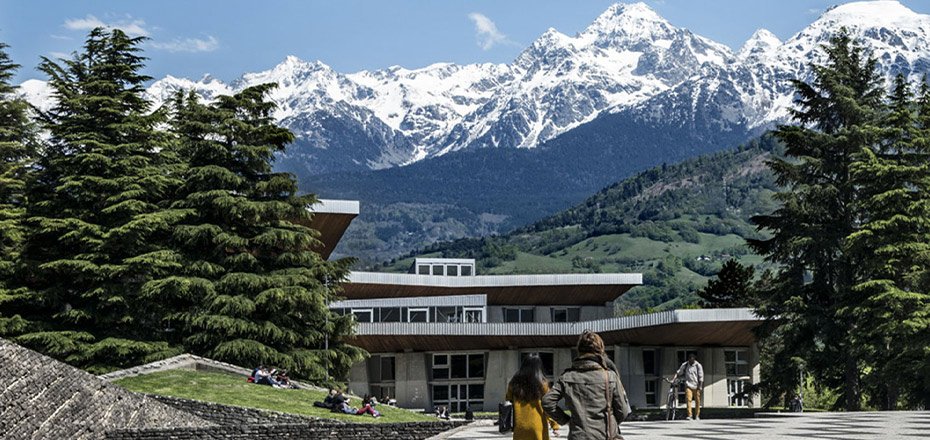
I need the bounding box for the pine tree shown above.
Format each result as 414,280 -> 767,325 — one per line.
749,30 -> 884,411
697,259 -> 755,308
144,87 -> 364,380
0,43 -> 35,336
846,75 -> 930,409
12,29 -> 183,371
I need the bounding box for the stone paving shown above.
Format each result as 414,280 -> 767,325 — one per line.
445,411 -> 930,439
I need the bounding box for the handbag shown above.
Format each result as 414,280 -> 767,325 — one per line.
603,368 -> 624,440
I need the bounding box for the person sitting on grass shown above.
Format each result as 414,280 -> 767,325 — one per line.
253,367 -> 284,388
314,388 -> 338,409
356,395 -> 382,418
435,405 -> 450,420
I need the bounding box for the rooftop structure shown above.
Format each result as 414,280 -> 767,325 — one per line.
301,199 -> 359,260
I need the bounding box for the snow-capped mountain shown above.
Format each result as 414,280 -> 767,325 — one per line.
20,1 -> 930,176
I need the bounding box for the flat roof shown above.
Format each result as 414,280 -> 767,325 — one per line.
300,199 -> 359,260
413,258 -> 476,265
349,308 -> 762,352
345,272 -> 643,305
330,294 -> 487,309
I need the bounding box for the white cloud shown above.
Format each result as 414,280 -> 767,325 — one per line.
63,14 -> 149,37
467,12 -> 515,50
49,51 -> 70,59
150,35 -> 220,53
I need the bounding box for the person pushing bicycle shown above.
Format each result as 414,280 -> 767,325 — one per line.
669,353 -> 703,420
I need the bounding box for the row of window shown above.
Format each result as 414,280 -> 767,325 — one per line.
338,306 -> 485,323
415,264 -> 474,276
432,353 -> 485,380
503,307 -> 581,323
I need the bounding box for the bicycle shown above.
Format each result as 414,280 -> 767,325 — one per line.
664,377 -> 681,420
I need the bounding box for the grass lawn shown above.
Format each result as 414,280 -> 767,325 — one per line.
114,369 -> 436,424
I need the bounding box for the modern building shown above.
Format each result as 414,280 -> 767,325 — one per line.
310,200 -> 763,413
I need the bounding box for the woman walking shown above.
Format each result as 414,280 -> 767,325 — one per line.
542,330 -> 630,440
507,354 -> 560,440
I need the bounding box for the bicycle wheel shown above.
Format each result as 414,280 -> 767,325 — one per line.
666,391 -> 676,420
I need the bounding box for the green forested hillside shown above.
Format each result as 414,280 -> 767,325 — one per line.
376,135 -> 782,312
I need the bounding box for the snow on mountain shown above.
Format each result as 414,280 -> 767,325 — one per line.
18,1 -> 930,175
737,29 -> 781,63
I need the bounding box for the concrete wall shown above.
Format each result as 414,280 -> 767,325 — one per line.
355,343 -> 759,412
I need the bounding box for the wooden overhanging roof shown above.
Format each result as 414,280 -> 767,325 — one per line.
347,308 -> 762,352
297,199 -> 359,260
344,272 -> 643,306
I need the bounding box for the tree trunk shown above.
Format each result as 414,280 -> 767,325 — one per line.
844,356 -> 860,411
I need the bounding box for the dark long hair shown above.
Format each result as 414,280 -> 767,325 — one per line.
509,354 -> 547,402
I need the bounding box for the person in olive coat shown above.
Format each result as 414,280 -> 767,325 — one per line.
542,330 -> 631,440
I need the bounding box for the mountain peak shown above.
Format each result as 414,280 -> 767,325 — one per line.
738,29 -> 781,62
583,2 -> 673,38
817,1 -> 927,27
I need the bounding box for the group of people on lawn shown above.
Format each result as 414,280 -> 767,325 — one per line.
247,365 -> 297,389
316,388 -> 394,418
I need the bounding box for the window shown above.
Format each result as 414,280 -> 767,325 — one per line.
461,266 -> 473,276
728,379 -> 750,407
432,265 -> 444,276
368,355 -> 396,382
371,385 -> 395,400
447,265 -> 458,276
463,308 -> 484,323
504,308 -> 535,323
435,307 -> 459,323
644,379 -> 659,406
522,352 -> 554,377
352,309 -> 373,323
432,354 -> 485,380
551,307 -> 580,323
408,308 -> 428,323
431,384 -> 484,412
642,350 -> 658,376
725,349 -> 750,377
432,354 -> 449,379
418,264 -> 430,275
379,307 -> 400,322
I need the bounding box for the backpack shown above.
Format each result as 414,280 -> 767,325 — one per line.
498,402 -> 514,433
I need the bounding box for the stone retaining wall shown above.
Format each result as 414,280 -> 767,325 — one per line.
148,395 -> 319,426
104,421 -> 469,440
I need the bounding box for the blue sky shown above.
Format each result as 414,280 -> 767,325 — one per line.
2,0 -> 929,83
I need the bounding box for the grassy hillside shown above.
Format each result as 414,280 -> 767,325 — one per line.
376,135 -> 782,312
115,370 -> 435,423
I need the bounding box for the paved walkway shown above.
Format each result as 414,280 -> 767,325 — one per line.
444,412 -> 930,439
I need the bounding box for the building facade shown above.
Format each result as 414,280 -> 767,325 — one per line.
309,201 -> 762,413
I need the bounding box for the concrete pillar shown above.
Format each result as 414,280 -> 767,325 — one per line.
395,352 -> 429,410
536,306 -> 551,323
485,350 -> 518,410
750,343 -> 761,408
347,358 -> 369,397
553,348 -> 573,377
488,306 -> 504,323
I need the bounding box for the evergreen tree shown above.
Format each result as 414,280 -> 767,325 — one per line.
0,43 -> 35,335
697,259 -> 755,308
11,29 -> 182,371
847,75 -> 930,409
144,87 -> 364,380
749,30 -> 884,411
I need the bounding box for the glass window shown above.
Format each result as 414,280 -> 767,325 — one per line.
379,307 -> 400,322
451,354 -> 468,378
380,356 -> 395,382
728,378 -> 750,406
408,308 -> 428,323
418,264 -> 430,275
461,265 -> 472,276
432,385 -> 449,401
463,308 -> 483,323
468,354 -> 485,378
643,349 -> 657,376
504,308 -> 534,323
432,265 -> 444,276
352,309 -> 373,322
468,384 -> 484,399
644,379 -> 658,406
432,354 -> 449,379
436,307 -> 459,322
677,350 -> 699,365
447,265 -> 458,276
551,307 -> 580,323
725,349 -> 750,377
